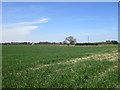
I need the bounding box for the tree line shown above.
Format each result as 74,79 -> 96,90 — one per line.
1,36 -> 118,45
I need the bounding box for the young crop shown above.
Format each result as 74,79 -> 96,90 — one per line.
2,45 -> 118,88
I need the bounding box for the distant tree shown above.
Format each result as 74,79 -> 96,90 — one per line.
65,36 -> 76,45
63,40 -> 68,44
111,40 -> 118,44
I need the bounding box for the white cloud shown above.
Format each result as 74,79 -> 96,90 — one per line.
3,25 -> 38,42
2,18 -> 50,42
4,26 -> 38,35
15,18 -> 49,25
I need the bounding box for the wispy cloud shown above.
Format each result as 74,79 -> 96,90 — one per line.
3,18 -> 50,42
14,18 -> 49,25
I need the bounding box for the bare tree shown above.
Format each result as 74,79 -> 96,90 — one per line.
65,36 -> 76,45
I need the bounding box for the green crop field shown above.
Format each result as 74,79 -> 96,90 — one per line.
2,45 -> 119,88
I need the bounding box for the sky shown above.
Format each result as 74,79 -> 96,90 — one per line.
2,2 -> 118,43
2,0 -> 119,2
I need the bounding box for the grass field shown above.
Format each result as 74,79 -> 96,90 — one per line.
2,45 -> 119,88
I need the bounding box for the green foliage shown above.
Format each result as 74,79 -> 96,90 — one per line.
75,43 -> 98,45
110,40 -> 118,44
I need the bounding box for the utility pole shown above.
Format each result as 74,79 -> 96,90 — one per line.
88,36 -> 89,43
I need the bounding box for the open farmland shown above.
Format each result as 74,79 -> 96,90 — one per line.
2,45 -> 119,88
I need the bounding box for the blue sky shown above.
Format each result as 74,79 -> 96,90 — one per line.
2,2 -> 118,42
